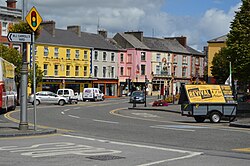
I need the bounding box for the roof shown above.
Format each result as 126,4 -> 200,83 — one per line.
36,28 -> 119,51
186,46 -> 204,56
207,34 -> 227,43
143,37 -> 190,54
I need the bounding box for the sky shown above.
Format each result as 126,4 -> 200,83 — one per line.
1,0 -> 242,51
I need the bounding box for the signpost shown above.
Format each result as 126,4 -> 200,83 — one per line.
25,6 -> 42,131
7,33 -> 31,43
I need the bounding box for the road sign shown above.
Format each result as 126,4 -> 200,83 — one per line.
7,33 -> 31,42
25,6 -> 42,31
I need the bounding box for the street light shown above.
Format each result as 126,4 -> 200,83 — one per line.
144,75 -> 148,107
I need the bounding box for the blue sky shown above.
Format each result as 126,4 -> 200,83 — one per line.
1,0 -> 243,51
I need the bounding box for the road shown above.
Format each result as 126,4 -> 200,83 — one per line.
1,96 -> 250,166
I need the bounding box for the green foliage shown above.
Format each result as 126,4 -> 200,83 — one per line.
28,64 -> 44,93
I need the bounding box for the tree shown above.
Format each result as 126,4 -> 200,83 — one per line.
28,64 -> 44,93
211,0 -> 250,91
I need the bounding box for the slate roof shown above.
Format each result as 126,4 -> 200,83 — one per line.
116,33 -> 149,50
186,46 -> 204,56
36,28 -> 119,51
207,34 -> 227,43
143,37 -> 190,54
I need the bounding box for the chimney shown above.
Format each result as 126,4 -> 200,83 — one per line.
98,29 -> 107,38
6,0 -> 17,8
67,26 -> 81,37
175,36 -> 187,47
41,21 -> 56,37
125,31 -> 143,41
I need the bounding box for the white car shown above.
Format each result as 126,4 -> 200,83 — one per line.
29,91 -> 69,106
82,88 -> 104,101
57,88 -> 78,104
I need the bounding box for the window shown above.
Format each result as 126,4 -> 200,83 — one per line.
84,50 -> 88,59
156,54 -> 161,62
103,66 -> 106,77
111,53 -> 115,62
195,57 -> 200,65
127,54 -> 132,63
84,66 -> 87,76
66,49 -> 70,59
44,47 -> 49,57
167,54 -> 171,62
141,64 -> 145,75
156,65 -> 161,74
141,52 -> 146,61
94,66 -> 98,77
66,65 -> 70,76
182,56 -> 187,64
103,52 -> 107,61
1,22 -> 8,36
182,67 -> 187,77
127,67 -> 131,76
120,53 -> 124,62
173,55 -> 177,63
54,65 -> 59,76
173,66 -> 177,77
111,67 -> 115,78
44,64 -> 48,76
94,51 -> 98,60
75,66 -> 79,76
75,50 -> 80,59
120,67 -> 124,76
54,48 -> 59,58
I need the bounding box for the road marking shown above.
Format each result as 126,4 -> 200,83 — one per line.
0,142 -> 121,158
232,147 -> 250,153
63,134 -> 202,166
132,113 -> 159,118
150,125 -> 196,132
68,115 -> 80,119
93,119 -> 119,124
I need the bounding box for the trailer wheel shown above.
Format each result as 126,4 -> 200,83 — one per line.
210,112 -> 221,123
194,116 -> 206,123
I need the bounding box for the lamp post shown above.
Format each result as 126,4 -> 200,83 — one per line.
144,75 -> 148,107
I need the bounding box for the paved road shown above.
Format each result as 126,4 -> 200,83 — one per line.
2,97 -> 250,166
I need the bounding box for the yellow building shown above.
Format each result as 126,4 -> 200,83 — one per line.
28,21 -> 94,94
207,35 -> 227,83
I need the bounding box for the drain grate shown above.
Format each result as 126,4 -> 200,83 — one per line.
86,155 -> 125,161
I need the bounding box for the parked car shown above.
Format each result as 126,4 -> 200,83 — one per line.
29,91 -> 69,106
57,89 -> 78,104
129,91 -> 145,103
82,88 -> 104,101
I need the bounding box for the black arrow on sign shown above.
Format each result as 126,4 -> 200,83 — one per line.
7,33 -> 12,42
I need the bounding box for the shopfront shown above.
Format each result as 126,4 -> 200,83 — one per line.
93,79 -> 118,98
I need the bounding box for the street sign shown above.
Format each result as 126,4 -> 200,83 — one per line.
25,6 -> 42,31
7,33 -> 31,42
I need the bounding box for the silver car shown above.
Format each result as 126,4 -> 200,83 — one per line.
129,91 -> 145,103
29,91 -> 69,106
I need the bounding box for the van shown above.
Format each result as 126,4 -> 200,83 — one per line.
57,89 -> 78,104
83,88 -> 104,101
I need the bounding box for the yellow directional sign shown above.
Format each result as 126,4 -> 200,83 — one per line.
26,6 -> 42,31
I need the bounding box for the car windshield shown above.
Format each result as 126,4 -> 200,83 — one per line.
132,92 -> 144,96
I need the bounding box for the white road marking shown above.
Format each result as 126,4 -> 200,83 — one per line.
92,119 -> 119,124
63,134 -> 202,166
68,115 -> 80,119
150,125 -> 196,132
132,113 -> 159,118
61,112 -> 65,115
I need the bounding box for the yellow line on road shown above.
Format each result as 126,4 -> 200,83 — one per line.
232,148 -> 250,153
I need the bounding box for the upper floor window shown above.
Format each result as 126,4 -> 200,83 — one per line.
156,54 -> 161,62
182,56 -> 187,64
44,47 -> 49,57
44,64 -> 48,76
66,49 -> 70,59
54,65 -> 59,76
141,64 -> 145,75
111,53 -> 115,62
195,57 -> 200,65
111,67 -> 115,78
103,66 -> 106,77
182,67 -> 187,77
103,52 -> 107,61
167,53 -> 171,62
94,66 -> 98,77
84,50 -> 88,59
120,53 -> 124,62
141,52 -> 146,61
1,22 -> 8,36
54,48 -> 59,58
94,51 -> 98,60
127,54 -> 132,63
84,66 -> 87,76
120,67 -> 124,76
66,65 -> 70,76
173,55 -> 177,63
75,66 -> 79,76
156,65 -> 161,75
127,67 -> 131,76
75,50 -> 80,59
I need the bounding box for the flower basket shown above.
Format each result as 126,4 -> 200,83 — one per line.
152,100 -> 169,107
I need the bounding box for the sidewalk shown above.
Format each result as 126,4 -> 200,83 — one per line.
129,103 -> 250,128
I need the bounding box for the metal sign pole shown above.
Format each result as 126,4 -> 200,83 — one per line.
32,32 -> 37,131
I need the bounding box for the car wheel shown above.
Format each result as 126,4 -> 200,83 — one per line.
58,100 -> 65,106
33,100 -> 40,106
210,112 -> 221,123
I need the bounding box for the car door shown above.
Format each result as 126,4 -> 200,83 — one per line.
47,92 -> 58,104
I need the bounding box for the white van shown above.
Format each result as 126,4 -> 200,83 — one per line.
57,89 -> 78,104
83,88 -> 104,101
